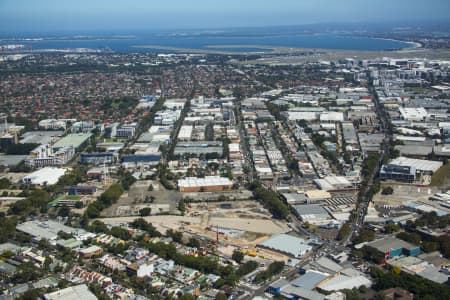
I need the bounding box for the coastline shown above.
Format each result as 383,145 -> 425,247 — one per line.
371,37 -> 422,50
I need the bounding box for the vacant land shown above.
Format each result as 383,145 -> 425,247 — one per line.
431,163 -> 450,187
101,180 -> 181,217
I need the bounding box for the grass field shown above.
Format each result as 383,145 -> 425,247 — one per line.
404,87 -> 434,93
431,162 -> 450,187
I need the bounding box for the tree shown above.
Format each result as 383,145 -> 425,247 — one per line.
232,250 -> 244,263
139,207 -> 151,217
166,229 -> 183,243
236,261 -> 259,276
253,261 -> 285,283
0,178 -> 10,189
397,232 -> 421,245
354,229 -> 376,244
58,205 -> 71,217
178,200 -> 186,215
298,119 -> 309,128
21,289 -> 41,300
0,215 -> 17,243
252,187 -> 289,220
84,183 -> 124,219
381,186 -> 394,195
130,218 -> 161,237
89,220 -> 109,233
109,226 -> 131,240
384,223 -> 400,234
8,189 -> 51,216
187,237 -> 201,248
179,294 -> 195,300
337,223 -> 351,241
422,241 -> 439,252
370,266 -> 450,300
120,171 -> 136,190
216,292 -> 228,300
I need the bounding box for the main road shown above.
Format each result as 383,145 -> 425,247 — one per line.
342,79 -> 392,245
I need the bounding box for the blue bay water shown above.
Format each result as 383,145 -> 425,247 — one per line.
1,33 -> 414,52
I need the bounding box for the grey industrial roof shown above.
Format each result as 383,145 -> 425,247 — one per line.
434,145 -> 450,157
44,284 -> 97,300
136,132 -> 154,142
0,242 -> 21,254
20,131 -> 64,145
418,251 -> 450,268
258,233 -> 312,257
270,278 -> 290,289
389,157 -> 443,173
291,270 -> 329,290
9,283 -> 29,295
0,261 -> 17,276
282,285 -> 325,300
53,133 -> 92,149
395,145 -> 433,156
314,257 -> 344,273
282,193 -> 307,203
417,266 -> 449,284
32,277 -> 59,289
0,155 -> 27,166
367,237 -> 418,252
16,220 -> 83,241
293,204 -> 330,217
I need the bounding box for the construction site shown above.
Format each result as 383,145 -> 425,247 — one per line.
98,200 -> 294,261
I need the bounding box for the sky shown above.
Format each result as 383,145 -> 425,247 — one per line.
1,0 -> 449,34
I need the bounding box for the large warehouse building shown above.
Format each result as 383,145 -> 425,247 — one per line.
365,237 -> 421,261
258,234 -> 312,258
52,133 -> 92,151
22,167 -> 67,185
388,157 -> 443,175
292,204 -> 332,226
314,176 -> 353,191
177,176 -> 233,192
380,157 -> 443,182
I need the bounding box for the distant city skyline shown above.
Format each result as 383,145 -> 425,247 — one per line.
1,0 -> 450,34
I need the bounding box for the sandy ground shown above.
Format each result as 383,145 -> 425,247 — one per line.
98,215 -> 289,235
98,198 -> 291,260
101,180 -> 181,217
373,184 -> 440,206
209,217 -> 288,234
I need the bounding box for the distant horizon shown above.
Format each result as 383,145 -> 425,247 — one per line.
1,19 -> 450,37
1,0 -> 450,35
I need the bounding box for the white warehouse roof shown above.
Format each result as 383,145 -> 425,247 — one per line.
317,274 -> 372,292
258,233 -> 312,258
320,112 -> 344,122
178,176 -> 232,188
399,107 -> 427,121
177,125 -> 193,140
389,157 -> 443,173
285,111 -> 318,121
44,284 -> 97,300
314,176 -> 352,191
22,167 -> 67,185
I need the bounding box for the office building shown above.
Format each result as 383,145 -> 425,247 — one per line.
80,152 -> 116,165
380,164 -> 416,182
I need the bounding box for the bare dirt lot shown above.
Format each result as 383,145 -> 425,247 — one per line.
101,180 -> 181,217
373,184 -> 441,206
98,199 -> 290,259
